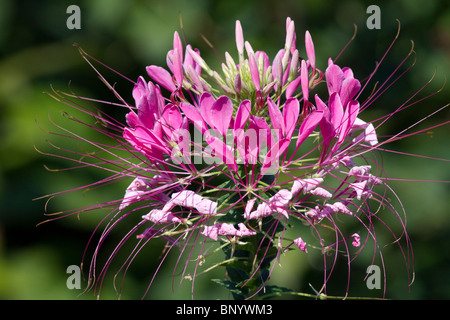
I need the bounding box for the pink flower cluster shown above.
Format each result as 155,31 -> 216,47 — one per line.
48,16 -> 438,299
117,17 -> 381,256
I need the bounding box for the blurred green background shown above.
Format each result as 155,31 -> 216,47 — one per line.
0,0 -> 449,300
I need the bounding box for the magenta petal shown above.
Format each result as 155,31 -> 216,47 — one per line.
210,95 -> 233,137
329,92 -> 344,132
123,127 -> 165,161
249,115 -> 275,153
337,100 -> 360,146
179,102 -> 207,134
296,110 -> 324,148
325,63 -> 344,96
172,32 -> 184,85
248,53 -> 260,90
272,50 -> 284,89
255,51 -> 270,74
285,19 -> 295,50
283,97 -> 300,139
173,31 -> 183,61
161,104 -> 182,137
234,99 -> 251,131
201,224 -> 219,241
300,59 -> 309,101
244,199 -> 256,218
235,20 -> 244,54
199,92 -> 216,129
125,111 -> 140,129
294,237 -> 308,253
267,97 -> 283,131
305,30 -> 315,70
285,75 -> 301,98
207,136 -> 237,172
146,65 -> 177,92
133,77 -> 156,128
172,48 -> 184,87
340,77 -> 361,107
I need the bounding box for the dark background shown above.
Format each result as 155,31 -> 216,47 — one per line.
0,0 -> 449,299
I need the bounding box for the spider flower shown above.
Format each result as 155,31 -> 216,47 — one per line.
39,17 -> 449,300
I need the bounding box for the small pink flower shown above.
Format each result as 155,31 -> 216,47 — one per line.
142,208 -> 182,224
201,222 -> 256,241
245,189 -> 292,220
310,187 -> 332,199
291,178 -> 324,196
171,190 -> 218,215
294,237 -> 308,253
119,177 -> 148,211
351,233 -> 361,247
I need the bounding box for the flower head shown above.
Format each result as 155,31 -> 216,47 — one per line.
39,17 -> 449,300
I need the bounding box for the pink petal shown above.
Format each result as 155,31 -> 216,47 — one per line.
199,92 -> 216,129
210,95 -> 233,137
143,209 -> 182,224
119,177 -> 148,211
246,202 -> 272,220
305,31 -> 315,71
236,223 -> 257,237
171,190 -> 201,208
293,237 -> 308,253
315,95 -> 333,152
325,63 -> 344,96
195,198 -> 218,215
296,110 -> 324,148
283,97 -> 300,139
125,111 -> 140,129
123,126 -> 168,160
146,65 -> 176,92
255,51 -> 270,74
270,189 -> 292,207
267,97 -> 283,131
173,31 -> 183,61
172,30 -> 184,87
285,74 -> 301,98
132,77 -> 157,129
331,202 -> 352,215
350,181 -> 368,200
337,100 -> 360,146
285,19 -> 295,51
172,47 -> 184,88
329,92 -> 344,132
234,99 -> 251,131
272,50 -> 284,89
351,233 -> 361,247
179,102 -> 208,134
340,77 -> 361,107
244,198 -> 257,219
310,187 -> 332,199
248,53 -> 260,90
300,59 -> 309,101
161,104 -> 182,134
291,177 -> 324,195
206,135 -> 237,172
201,224 -> 219,241
235,20 -> 244,54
